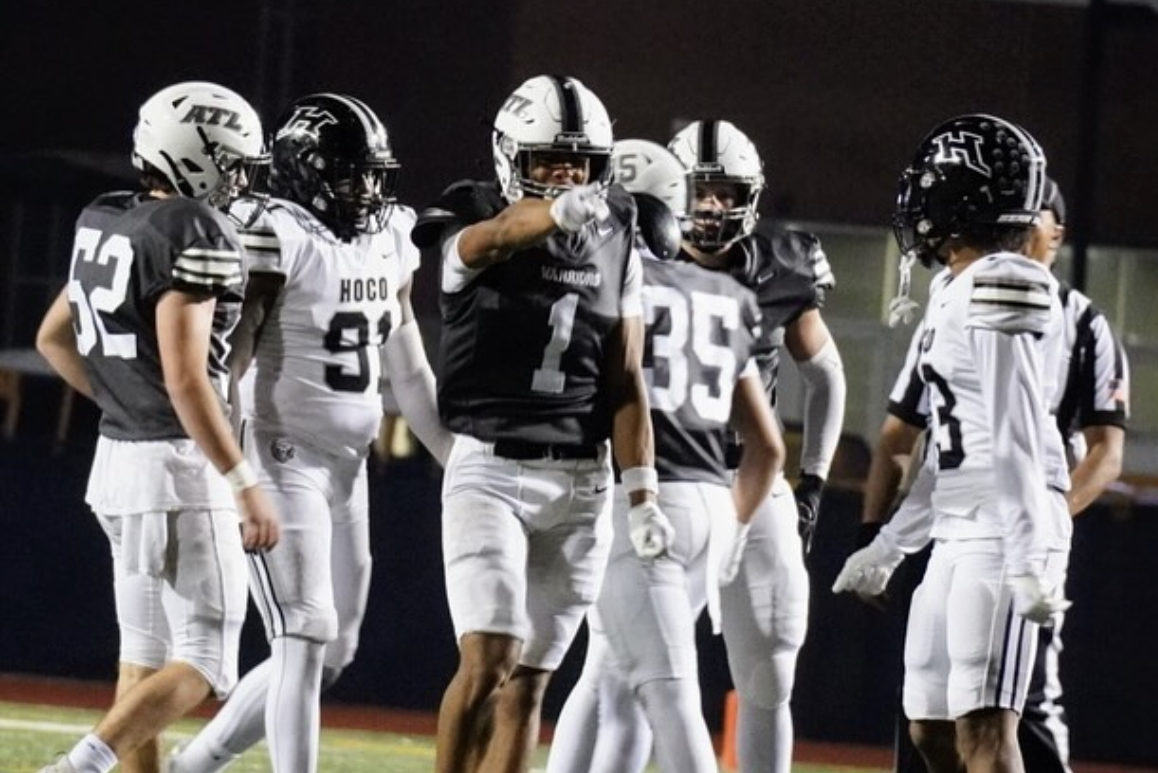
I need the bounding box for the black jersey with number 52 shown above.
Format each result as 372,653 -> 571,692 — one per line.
68,192 -> 244,441
413,181 -> 638,446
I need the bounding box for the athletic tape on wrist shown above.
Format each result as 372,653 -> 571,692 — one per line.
621,466 -> 659,495
225,459 -> 258,492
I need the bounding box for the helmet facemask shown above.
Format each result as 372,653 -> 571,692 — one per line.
302,155 -> 399,241
496,136 -> 611,201
667,120 -> 764,253
686,178 -> 760,252
199,130 -> 271,227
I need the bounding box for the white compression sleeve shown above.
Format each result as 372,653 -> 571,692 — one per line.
382,321 -> 454,466
795,337 -> 846,479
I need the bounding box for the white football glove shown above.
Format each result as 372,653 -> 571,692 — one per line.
719,522 -> 751,587
1008,573 -> 1072,626
628,501 -> 675,561
831,535 -> 905,597
549,183 -> 610,233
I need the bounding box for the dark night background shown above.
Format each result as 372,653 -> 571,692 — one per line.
4,0 -> 1158,242
2,0 -> 1158,769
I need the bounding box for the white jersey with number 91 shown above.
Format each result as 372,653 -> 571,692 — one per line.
238,199 -> 419,459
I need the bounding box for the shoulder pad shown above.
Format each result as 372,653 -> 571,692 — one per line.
965,254 -> 1055,335
411,180 -> 504,249
776,229 -> 835,290
605,183 -> 637,222
631,191 -> 681,260
390,203 -> 418,231
148,197 -> 234,243
89,191 -> 137,211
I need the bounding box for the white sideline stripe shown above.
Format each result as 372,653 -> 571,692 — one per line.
0,717 -> 90,733
0,717 -> 194,739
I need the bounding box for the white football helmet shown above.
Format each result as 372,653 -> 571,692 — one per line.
668,120 -> 765,251
610,139 -> 691,217
492,74 -> 613,202
132,81 -> 267,213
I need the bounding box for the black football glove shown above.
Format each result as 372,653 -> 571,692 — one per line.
794,472 -> 825,556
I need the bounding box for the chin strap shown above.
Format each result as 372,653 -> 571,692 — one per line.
888,249 -> 921,328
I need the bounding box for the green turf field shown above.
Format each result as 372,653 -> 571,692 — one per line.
0,700 -> 884,773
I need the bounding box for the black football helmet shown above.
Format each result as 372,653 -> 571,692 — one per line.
893,113 -> 1046,267
269,93 -> 400,240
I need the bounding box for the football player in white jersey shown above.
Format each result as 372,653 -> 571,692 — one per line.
844,177 -> 1131,773
411,75 -> 664,773
167,94 -> 449,773
34,82 -> 280,773
546,139 -> 785,773
834,114 -> 1071,773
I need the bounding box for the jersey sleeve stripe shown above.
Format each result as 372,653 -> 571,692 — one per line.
970,279 -> 1051,310
173,250 -> 243,288
239,230 -> 280,252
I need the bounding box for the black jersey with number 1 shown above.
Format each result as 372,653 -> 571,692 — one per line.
413,181 -> 638,447
69,192 -> 244,441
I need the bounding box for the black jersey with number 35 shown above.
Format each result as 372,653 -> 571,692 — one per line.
413,181 -> 638,446
642,257 -> 762,485
68,192 -> 244,441
681,227 -> 833,410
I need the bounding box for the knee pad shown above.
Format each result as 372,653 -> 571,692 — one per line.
735,650 -> 798,710
258,600 -> 338,646
321,621 -> 360,672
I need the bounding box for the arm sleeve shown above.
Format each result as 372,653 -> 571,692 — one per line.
383,320 -> 453,466
797,337 -> 846,478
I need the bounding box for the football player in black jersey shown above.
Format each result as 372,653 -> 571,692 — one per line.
410,75 -> 667,773
34,82 -> 280,773
546,138 -> 785,773
668,119 -> 847,773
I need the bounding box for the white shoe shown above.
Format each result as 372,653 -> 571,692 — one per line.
38,757 -> 76,773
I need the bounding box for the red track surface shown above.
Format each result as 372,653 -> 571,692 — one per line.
2,673 -> 1153,772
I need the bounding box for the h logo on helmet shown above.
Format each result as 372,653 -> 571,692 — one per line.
180,105 -> 244,131
930,131 -> 991,177
276,106 -> 338,141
